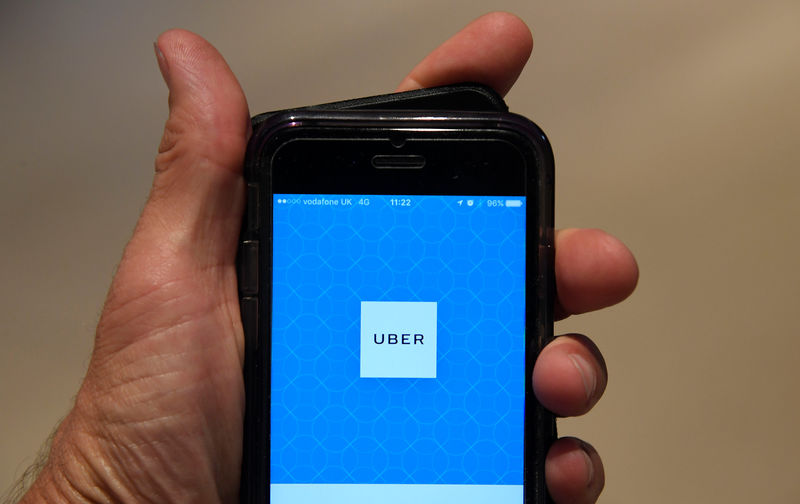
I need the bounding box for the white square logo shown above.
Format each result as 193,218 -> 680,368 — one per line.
360,301 -> 437,378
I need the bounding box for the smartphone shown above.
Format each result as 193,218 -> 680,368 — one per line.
238,90 -> 555,504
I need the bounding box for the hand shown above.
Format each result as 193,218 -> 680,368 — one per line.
19,12 -> 637,504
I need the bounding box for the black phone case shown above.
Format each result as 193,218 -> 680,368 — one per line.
249,82 -> 508,131
239,83 -> 555,504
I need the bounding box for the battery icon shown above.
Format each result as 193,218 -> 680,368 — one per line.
505,199 -> 523,208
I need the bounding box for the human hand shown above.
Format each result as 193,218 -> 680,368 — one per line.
18,12 -> 637,504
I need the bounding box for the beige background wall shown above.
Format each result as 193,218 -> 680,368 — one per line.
2,1 -> 799,502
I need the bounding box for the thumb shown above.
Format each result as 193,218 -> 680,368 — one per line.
154,29 -> 251,176
101,29 -> 250,330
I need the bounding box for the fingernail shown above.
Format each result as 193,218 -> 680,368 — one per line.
579,441 -> 595,487
153,41 -> 169,80
569,353 -> 597,402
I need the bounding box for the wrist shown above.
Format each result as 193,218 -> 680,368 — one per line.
19,466 -> 91,504
17,412 -> 112,504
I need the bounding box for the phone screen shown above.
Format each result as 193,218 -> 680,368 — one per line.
269,193 -> 527,504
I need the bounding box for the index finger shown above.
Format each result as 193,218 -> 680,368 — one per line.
395,12 -> 533,96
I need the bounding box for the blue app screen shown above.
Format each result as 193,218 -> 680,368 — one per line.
271,194 -> 526,504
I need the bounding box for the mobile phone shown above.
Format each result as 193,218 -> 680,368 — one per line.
238,87 -> 555,504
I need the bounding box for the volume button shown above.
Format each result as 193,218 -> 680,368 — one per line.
240,296 -> 259,352
239,240 -> 259,295
246,183 -> 260,232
